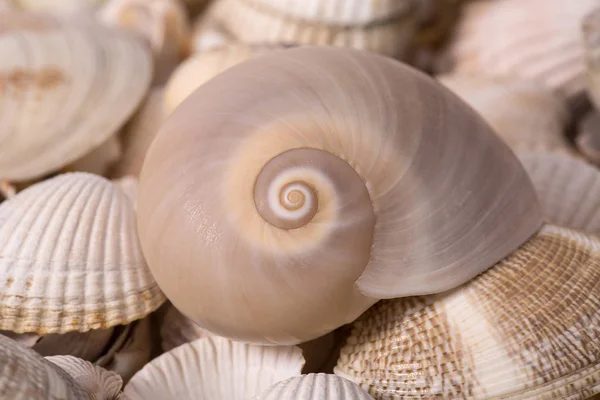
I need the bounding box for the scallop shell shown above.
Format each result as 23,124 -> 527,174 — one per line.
577,112 -> 600,166
443,0 -> 598,101
0,13 -> 152,182
47,355 -> 123,400
124,336 -> 304,399
100,0 -> 191,84
583,8 -> 600,110
67,135 -> 123,177
0,333 -> 87,399
0,172 -> 165,334
138,46 -> 542,344
11,0 -> 107,14
437,74 -> 573,155
335,225 -> 600,399
160,304 -> 213,352
194,0 -> 419,58
254,374 -> 374,400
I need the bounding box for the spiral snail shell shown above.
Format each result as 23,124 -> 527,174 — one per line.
137,47 -> 542,345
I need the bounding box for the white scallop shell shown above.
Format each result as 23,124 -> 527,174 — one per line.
47,355 -> 123,400
68,135 -> 122,177
0,172 -> 165,334
160,304 -> 213,352
253,374 -> 374,400
0,13 -> 152,181
124,336 -> 304,399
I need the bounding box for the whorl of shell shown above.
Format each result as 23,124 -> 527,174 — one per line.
442,0 -> 598,101
577,113 -> 600,166
100,0 -> 191,84
253,374 -> 374,400
0,173 -> 165,334
0,334 -> 87,399
124,336 -> 304,399
584,8 -> 600,110
0,12 -> 152,182
138,46 -> 542,344
335,225 -> 600,399
46,355 -> 123,400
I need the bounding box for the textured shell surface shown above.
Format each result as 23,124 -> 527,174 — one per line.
335,225 -> 600,399
160,303 -> 213,352
0,12 -> 152,182
0,334 -> 87,399
0,172 -> 165,334
577,112 -> 600,166
437,74 -> 573,155
67,135 -> 123,177
520,152 -> 600,234
253,374 -> 374,400
443,0 -> 599,99
47,355 -> 123,400
124,336 -> 304,399
137,46 -> 542,345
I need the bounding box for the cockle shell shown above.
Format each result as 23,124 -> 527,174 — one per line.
520,153 -> 600,234
442,0 -> 598,101
254,374 -> 374,400
437,74 -> 573,156
335,225 -> 600,399
67,136 -> 123,177
194,0 -> 420,58
0,12 -> 152,182
160,304 -> 213,352
100,0 -> 191,84
47,356 -> 123,400
0,172 -> 165,334
577,112 -> 600,166
123,336 -> 304,399
137,46 -> 542,344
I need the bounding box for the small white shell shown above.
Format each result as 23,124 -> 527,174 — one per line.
46,355 -> 123,400
0,172 -> 165,334
160,304 -> 212,352
124,336 -> 304,399
68,135 -> 123,176
253,374 -> 374,400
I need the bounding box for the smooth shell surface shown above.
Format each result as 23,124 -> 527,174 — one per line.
335,225 -> 600,399
138,46 -> 542,344
0,13 -> 152,181
124,336 -> 304,399
254,374 -> 374,400
0,172 -> 165,334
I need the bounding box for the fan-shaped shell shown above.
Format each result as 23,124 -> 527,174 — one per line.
0,13 -> 152,182
0,172 -> 165,334
160,304 -> 213,352
443,0 -> 598,101
577,112 -> 600,166
47,355 -> 123,400
138,46 -> 542,344
67,135 -> 122,176
254,374 -> 374,400
437,74 -> 573,155
124,336 -> 304,399
335,225 -> 600,399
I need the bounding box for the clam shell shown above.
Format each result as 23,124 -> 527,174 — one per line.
124,336 -> 304,399
47,355 -> 123,400
160,303 -> 212,352
67,135 -> 123,176
0,12 -> 152,182
0,172 -> 165,334
577,112 -> 600,166
254,374 -> 374,400
335,225 -> 600,399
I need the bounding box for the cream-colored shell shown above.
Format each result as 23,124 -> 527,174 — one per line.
160,304 -> 213,352
47,356 -> 123,400
124,336 -> 304,399
335,225 -> 600,399
443,0 -> 598,100
0,172 -> 165,334
254,374 -> 374,400
68,135 -> 123,177
0,13 -> 152,182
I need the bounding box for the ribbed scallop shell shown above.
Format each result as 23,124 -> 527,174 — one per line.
577,112 -> 600,166
160,304 -> 213,352
0,172 -> 165,334
0,13 -> 152,182
68,136 -> 122,177
335,225 -> 600,399
437,74 -> 573,155
254,374 -> 374,400
443,0 -> 598,100
124,336 -> 304,399
47,355 -> 123,400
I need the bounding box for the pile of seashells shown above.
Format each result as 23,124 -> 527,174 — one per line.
2,0 -> 600,399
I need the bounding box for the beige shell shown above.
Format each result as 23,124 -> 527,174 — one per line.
0,333 -> 87,399
254,374 -> 374,400
577,112 -> 600,166
443,0 -> 598,101
160,304 -> 213,352
137,46 -> 542,344
100,0 -> 191,84
0,172 -> 165,334
11,0 -> 107,14
67,136 -> 122,177
335,225 -> 600,399
47,355 -> 123,400
194,0 -> 419,58
0,13 -> 152,182
113,176 -> 138,206
584,8 -> 600,110
437,74 -> 573,155
124,336 -> 304,399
